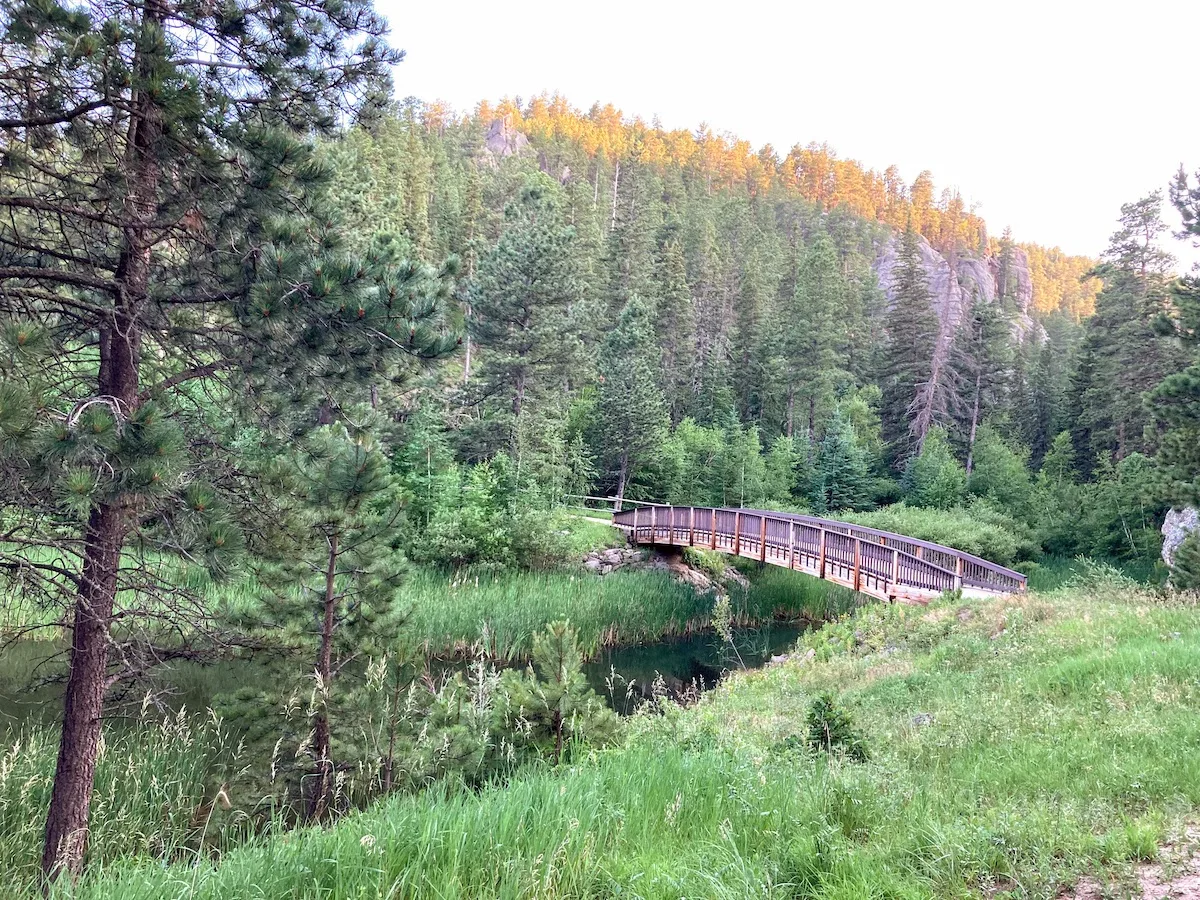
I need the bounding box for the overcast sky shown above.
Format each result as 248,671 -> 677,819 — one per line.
376,0 -> 1200,267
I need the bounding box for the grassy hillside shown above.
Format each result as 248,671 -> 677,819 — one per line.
33,568 -> 1198,899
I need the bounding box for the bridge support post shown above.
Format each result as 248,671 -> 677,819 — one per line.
688,507 -> 695,546
818,529 -> 827,579
955,557 -> 963,591
788,521 -> 796,569
853,538 -> 861,592
650,506 -> 656,545
733,512 -> 741,557
711,509 -> 717,550
759,515 -> 767,562
666,505 -> 673,543
631,506 -> 639,542
890,548 -> 899,600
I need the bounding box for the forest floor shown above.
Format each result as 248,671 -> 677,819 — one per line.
32,566 -> 1198,899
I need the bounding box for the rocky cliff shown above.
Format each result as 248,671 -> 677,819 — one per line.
873,234 -> 1040,346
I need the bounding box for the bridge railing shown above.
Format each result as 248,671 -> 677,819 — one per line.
611,505 -> 1025,598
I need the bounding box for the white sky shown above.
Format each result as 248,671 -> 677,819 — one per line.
376,0 -> 1200,267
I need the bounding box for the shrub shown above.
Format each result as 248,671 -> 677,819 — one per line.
902,428 -> 965,510
967,427 -> 1034,518
805,693 -> 869,762
1171,530 -> 1200,591
843,502 -> 1032,565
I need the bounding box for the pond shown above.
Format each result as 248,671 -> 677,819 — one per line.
0,621 -> 809,726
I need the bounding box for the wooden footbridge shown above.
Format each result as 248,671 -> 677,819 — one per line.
611,506 -> 1026,603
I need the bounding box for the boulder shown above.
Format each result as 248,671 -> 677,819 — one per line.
1162,506 -> 1200,568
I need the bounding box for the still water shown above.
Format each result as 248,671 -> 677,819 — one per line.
0,622 -> 809,724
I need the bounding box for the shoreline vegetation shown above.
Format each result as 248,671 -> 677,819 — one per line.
2,565 -> 1196,898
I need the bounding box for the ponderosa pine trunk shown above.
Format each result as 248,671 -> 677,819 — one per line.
786,385 -> 796,438
41,6 -> 161,879
614,451 -> 629,512
310,532 -> 339,821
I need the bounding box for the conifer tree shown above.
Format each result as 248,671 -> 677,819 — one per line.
0,0 -> 458,878
469,177 -> 585,454
1149,168 -> 1200,507
594,297 -> 669,508
654,234 -> 696,425
783,232 -> 851,439
881,225 -> 940,467
255,415 -> 407,820
1066,194 -> 1183,477
950,289 -> 1014,474
810,408 -> 871,513
497,621 -> 618,764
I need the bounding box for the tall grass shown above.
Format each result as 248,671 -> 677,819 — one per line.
1,711 -> 245,896
399,565 -> 844,660
48,579 -> 1200,900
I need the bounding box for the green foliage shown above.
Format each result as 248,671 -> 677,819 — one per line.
402,454 -> 560,570
467,176 -> 585,455
1170,531 -> 1200,590
967,427 -> 1034,517
811,407 -> 872,513
1149,361 -> 1200,508
1066,194 -> 1185,477
881,224 -> 940,466
805,693 -> 869,762
594,296 -> 669,504
844,502 -> 1035,566
902,428 -> 966,510
497,622 -> 620,764
36,581 -> 1200,900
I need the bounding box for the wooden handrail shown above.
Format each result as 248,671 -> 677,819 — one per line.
611,505 -> 1026,602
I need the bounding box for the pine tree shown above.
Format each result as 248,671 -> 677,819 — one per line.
654,234 -> 696,425
881,225 -> 940,467
1149,168 -> 1200,508
811,408 -> 871,513
255,416 -> 408,819
497,622 -> 618,764
0,0 -> 457,880
950,288 -> 1014,475
1067,194 -> 1184,477
594,297 -> 669,508
1170,531 -> 1200,591
469,177 -> 585,454
783,232 -> 851,440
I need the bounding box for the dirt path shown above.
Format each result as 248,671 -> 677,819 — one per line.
1065,824 -> 1200,899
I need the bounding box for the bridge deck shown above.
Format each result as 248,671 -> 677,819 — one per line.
612,506 -> 1026,603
